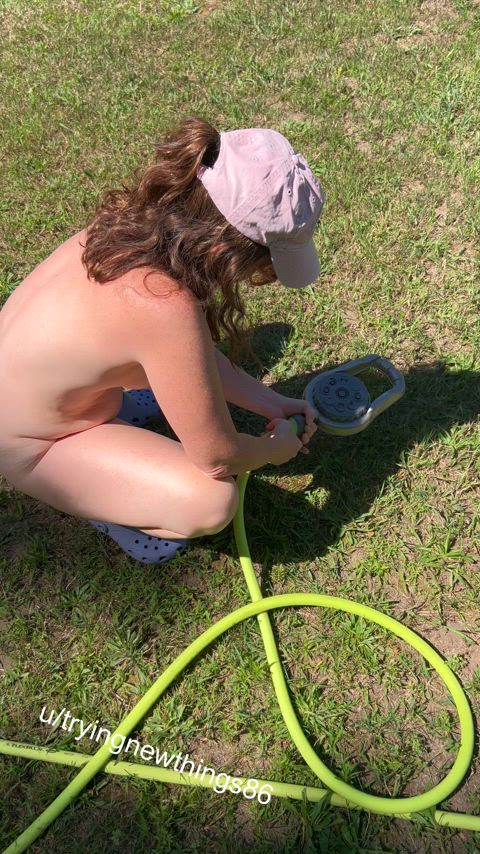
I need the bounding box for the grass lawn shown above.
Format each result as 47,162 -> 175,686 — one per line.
1,0 -> 479,851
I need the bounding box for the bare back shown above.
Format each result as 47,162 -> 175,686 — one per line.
0,228 -> 165,478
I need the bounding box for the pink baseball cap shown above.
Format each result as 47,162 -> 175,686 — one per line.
197,128 -> 325,288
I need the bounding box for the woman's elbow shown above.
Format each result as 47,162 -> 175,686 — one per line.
197,459 -> 233,480
186,442 -> 239,481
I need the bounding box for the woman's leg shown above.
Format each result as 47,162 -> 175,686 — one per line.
8,418 -> 239,541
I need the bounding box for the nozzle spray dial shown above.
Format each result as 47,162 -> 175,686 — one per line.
288,355 -> 405,438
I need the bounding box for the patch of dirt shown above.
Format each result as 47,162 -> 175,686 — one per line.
186,734 -> 269,779
384,130 -> 410,153
423,319 -> 476,356
341,31 -> 390,58
343,76 -> 361,95
422,623 -> 474,654
97,776 -> 139,807
395,0 -> 460,50
286,111 -> 310,123
343,546 -> 368,570
341,76 -> 364,112
459,642 -> 480,684
233,799 -> 257,845
390,587 -> 437,622
429,190 -> 466,232
379,816 -> 474,853
178,569 -> 214,591
59,1 -> 88,12
399,179 -> 427,194
274,473 -> 314,493
0,650 -> 15,671
423,257 -> 447,284
198,0 -> 224,17
263,96 -> 310,124
340,303 -> 364,332
344,113 -> 372,156
450,241 -> 478,267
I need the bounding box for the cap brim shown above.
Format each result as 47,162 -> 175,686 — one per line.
269,237 -> 320,288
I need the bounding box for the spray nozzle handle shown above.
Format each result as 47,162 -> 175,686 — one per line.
289,414 -> 306,436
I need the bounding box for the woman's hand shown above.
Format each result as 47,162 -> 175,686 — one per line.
264,396 -> 319,454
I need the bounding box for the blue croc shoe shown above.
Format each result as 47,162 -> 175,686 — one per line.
89,521 -> 190,565
117,389 -> 164,427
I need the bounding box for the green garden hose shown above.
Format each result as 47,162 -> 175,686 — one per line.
1,423 -> 479,851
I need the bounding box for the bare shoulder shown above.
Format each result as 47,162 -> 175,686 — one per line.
118,267 -> 204,351
122,267 -> 200,311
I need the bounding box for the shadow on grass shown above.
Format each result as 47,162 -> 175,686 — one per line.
214,321 -> 480,568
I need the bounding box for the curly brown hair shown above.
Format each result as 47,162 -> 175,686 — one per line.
79,116 -> 274,365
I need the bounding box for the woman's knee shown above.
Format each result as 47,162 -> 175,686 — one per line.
196,475 -> 239,536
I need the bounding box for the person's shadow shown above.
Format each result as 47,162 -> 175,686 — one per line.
211,321 -> 480,570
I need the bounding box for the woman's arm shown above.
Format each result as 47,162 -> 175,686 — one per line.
213,348 -> 319,451
124,287 -> 281,477
213,347 -> 285,419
